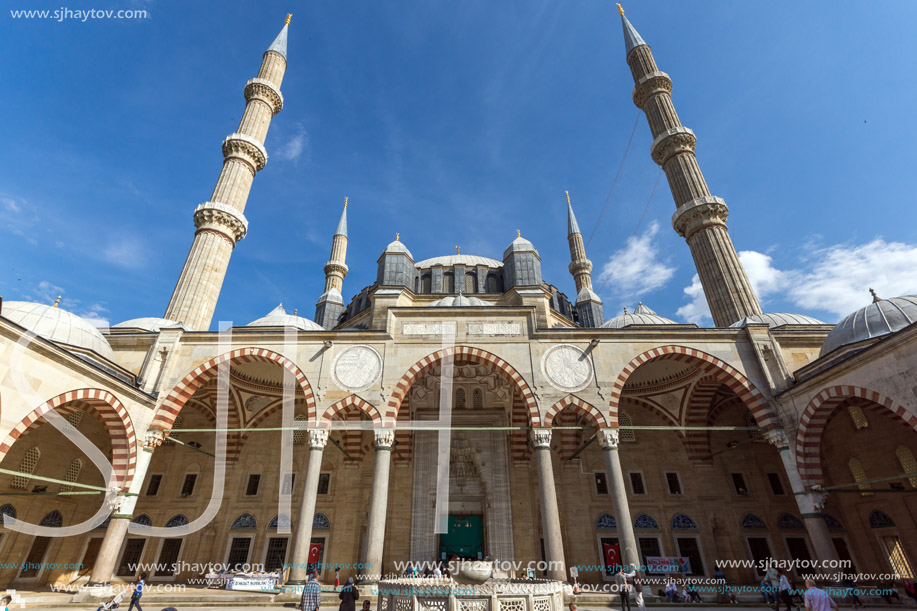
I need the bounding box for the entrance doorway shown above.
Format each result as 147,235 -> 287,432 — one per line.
440,515 -> 483,560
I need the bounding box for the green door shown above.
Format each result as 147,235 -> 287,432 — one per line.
440,515 -> 484,559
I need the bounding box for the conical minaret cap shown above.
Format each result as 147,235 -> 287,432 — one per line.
567,201 -> 581,236
618,6 -> 647,55
334,200 -> 348,237
267,17 -> 290,60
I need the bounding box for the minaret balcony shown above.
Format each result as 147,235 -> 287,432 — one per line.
632,71 -> 672,108
222,132 -> 268,172
671,196 -> 730,239
650,126 -> 696,166
193,201 -> 249,244
244,78 -> 284,115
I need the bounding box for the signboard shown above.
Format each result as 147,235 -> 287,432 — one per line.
602,543 -> 621,572
645,556 -> 692,574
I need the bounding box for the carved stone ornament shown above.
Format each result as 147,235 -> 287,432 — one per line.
541,344 -> 593,393
568,260 -> 593,277
671,196 -> 730,239
530,429 -> 552,449
221,132 -> 268,172
632,71 -> 673,108
797,491 -> 828,514
332,345 -> 383,392
598,429 -> 620,449
764,428 -> 790,450
193,201 -> 249,243
374,429 -> 396,449
143,430 -> 165,449
308,429 -> 329,449
244,78 -> 284,115
650,126 -> 697,166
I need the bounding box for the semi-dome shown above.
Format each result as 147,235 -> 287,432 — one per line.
503,232 -> 538,259
1,300 -> 114,360
112,317 -> 183,332
416,254 -> 502,269
820,294 -> 917,357
601,302 -> 677,329
730,312 -> 826,329
382,234 -> 413,260
429,295 -> 493,307
247,304 -> 325,331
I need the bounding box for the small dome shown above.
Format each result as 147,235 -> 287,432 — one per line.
416,254 -> 502,269
503,233 -> 538,259
383,235 -> 413,260
730,312 -> 826,329
602,302 -> 677,329
113,317 -> 183,332
247,304 -> 325,331
316,287 -> 344,305
429,295 -> 493,307
820,294 -> 917,357
2,300 -> 114,360
575,286 -> 603,305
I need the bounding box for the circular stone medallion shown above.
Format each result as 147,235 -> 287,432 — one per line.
541,344 -> 593,392
332,345 -> 383,392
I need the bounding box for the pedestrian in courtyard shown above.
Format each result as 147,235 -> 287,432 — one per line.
880,579 -> 902,604
1,595 -> 12,611
666,578 -> 679,603
568,603 -> 577,611
128,572 -> 146,611
338,576 -> 359,611
804,579 -> 837,611
761,577 -> 776,605
334,566 -> 341,590
777,569 -> 797,611
714,566 -> 729,604
301,572 -> 323,611
632,574 -> 646,611
433,563 -> 443,579
615,566 -> 635,611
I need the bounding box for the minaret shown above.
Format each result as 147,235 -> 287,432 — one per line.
566,191 -> 604,327
164,16 -> 292,330
315,199 -> 349,329
617,5 -> 762,327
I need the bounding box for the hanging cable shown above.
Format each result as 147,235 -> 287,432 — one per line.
586,113 -> 641,248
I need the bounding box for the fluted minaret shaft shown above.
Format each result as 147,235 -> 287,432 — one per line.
164,20 -> 290,331
566,193 -> 604,327
620,10 -> 761,327
315,201 -> 349,329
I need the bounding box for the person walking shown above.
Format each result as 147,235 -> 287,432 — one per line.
765,565 -> 780,605
714,566 -> 728,605
338,577 -> 359,611
362,601 -> 372,611
804,579 -> 837,611
615,567 -> 636,611
633,574 -> 646,611
778,569 -> 798,611
301,572 -> 323,611
334,567 -> 341,590
128,572 -> 146,611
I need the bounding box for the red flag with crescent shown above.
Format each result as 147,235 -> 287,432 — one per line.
603,543 -> 621,572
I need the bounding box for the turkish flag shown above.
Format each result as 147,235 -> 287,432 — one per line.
603,543 -> 621,572
308,543 -> 322,567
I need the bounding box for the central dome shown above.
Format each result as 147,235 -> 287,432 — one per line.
247,304 -> 325,331
429,295 -> 493,307
602,303 -> 677,329
415,254 -> 502,269
1,300 -> 114,360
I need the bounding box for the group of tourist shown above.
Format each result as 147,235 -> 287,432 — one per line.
300,570 -> 372,611
402,560 -> 452,578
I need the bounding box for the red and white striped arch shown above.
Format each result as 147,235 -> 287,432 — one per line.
0,388 -> 136,489
386,346 -> 540,426
319,395 -> 383,427
608,345 -> 777,430
796,385 -> 915,487
151,347 -> 315,432
544,395 -> 607,429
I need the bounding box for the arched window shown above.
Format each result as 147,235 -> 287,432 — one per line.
231,513 -> 257,530
40,510 -> 63,527
671,514 -> 698,530
414,276 -> 420,293
61,458 -> 83,494
465,272 -> 476,294
269,514 -> 292,530
132,514 -> 153,527
293,414 -> 307,445
634,513 -> 659,530
618,412 -> 635,442
896,446 -> 917,488
11,447 -> 40,490
777,513 -> 805,530
443,272 -> 455,294
869,510 -> 895,529
0,504 -> 17,521
455,388 -> 466,409
313,513 -> 331,530
486,275 -> 499,293
741,514 -> 767,530
822,514 -> 844,531
472,388 -> 484,409
848,458 -> 872,496
165,514 -> 189,528
421,274 -> 432,293
848,404 -> 869,430
596,513 -> 616,530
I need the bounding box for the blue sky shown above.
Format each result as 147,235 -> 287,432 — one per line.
2,0 -> 917,329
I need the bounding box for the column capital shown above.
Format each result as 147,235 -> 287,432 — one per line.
797,490 -> 828,515
764,427 -> 790,450
531,428 -> 552,449
308,429 -> 329,449
143,430 -> 166,449
598,428 -> 620,449
374,429 -> 395,449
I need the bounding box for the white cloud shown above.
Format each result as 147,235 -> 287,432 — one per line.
598,221 -> 676,302
675,237 -> 917,324
103,236 -> 147,270
274,122 -> 308,162
74,303 -> 111,329
3,197 -> 21,213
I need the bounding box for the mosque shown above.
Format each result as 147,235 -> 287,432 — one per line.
0,8 -> 914,592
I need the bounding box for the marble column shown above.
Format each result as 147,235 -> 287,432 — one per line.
765,429 -> 839,563
599,429 -> 640,572
89,431 -> 164,585
363,429 -> 395,582
531,429 -> 566,581
288,430 -> 329,585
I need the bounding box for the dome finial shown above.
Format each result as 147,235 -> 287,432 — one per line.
53,296 -> 62,308
343,196 -> 348,208
285,13 -> 292,26
617,3 -> 624,16
293,308 -> 297,316
516,229 -> 521,238
456,245 -> 461,254
565,190 -> 571,204
869,288 -> 882,303
395,232 -> 400,241
623,306 -> 628,315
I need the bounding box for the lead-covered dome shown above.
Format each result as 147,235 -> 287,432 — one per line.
730,312 -> 826,329
416,254 -> 502,269
820,294 -> 917,357
382,235 -> 413,260
1,300 -> 114,360
113,317 -> 183,332
429,295 -> 493,307
503,233 -> 538,259
602,302 -> 677,329
247,304 -> 324,331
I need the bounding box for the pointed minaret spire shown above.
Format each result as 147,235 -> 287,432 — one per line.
565,191 -> 604,327
618,8 -> 762,327
315,198 -> 350,329
268,15 -> 291,60
163,18 -> 290,330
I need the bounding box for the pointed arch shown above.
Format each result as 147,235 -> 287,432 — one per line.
152,347 -> 315,431
544,395 -> 607,428
386,346 -> 539,425
319,395 -> 383,427
0,388 -> 136,488
608,346 -> 776,432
